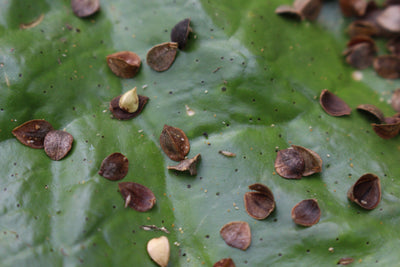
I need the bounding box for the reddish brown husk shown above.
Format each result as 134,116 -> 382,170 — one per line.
109,95 -> 149,120
167,153 -> 201,175
343,36 -> 377,69
384,113 -> 400,124
356,104 -> 385,123
106,51 -> 141,78
44,130 -> 74,161
71,0 -> 100,18
373,55 -> 400,79
372,121 -> 400,139
291,145 -> 322,176
118,182 -> 156,212
170,18 -> 192,50
244,183 -> 275,220
320,89 -> 352,116
391,88 -> 400,112
347,20 -> 378,38
291,199 -> 321,226
160,125 -> 190,161
275,147 -> 305,179
347,173 -> 381,210
12,119 -> 53,149
213,258 -> 236,267
98,153 -> 129,181
220,221 -> 251,251
274,5 -> 302,20
339,0 -> 368,17
146,42 -> 178,72
293,0 -> 322,21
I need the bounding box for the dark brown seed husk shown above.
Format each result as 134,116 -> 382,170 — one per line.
170,18 -> 192,50
391,89 -> 400,112
98,153 -> 129,181
339,0 -> 368,17
244,183 -> 275,220
109,95 -> 149,120
160,125 -> 190,161
320,89 -> 352,116
384,112 -> 400,124
213,258 -> 236,267
347,20 -> 378,38
343,37 -> 377,69
376,6 -> 400,34
356,104 -> 385,123
118,182 -> 156,212
71,0 -> 100,18
44,130 -> 74,161
291,199 -> 321,226
275,5 -> 303,21
338,257 -> 354,265
291,145 -> 322,176
372,121 -> 400,139
106,51 -> 141,78
146,42 -> 178,72
167,153 -> 201,175
275,147 -> 305,179
12,119 -> 53,149
373,55 -> 400,79
293,0 -> 322,21
387,37 -> 400,56
347,173 -> 381,210
220,221 -> 251,251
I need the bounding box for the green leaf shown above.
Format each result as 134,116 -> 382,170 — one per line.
1,0 -> 400,266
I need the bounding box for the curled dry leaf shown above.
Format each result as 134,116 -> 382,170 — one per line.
244,183 -> 275,220
339,0 -> 368,17
171,18 -> 192,50
293,0 -> 322,21
106,51 -> 141,78
12,119 -> 53,149
147,236 -> 170,267
167,153 -> 201,175
275,147 -> 305,179
347,173 -> 381,210
118,182 -> 156,212
160,124 -> 190,161
372,121 -> 400,139
291,199 -> 321,226
291,145 -> 322,176
98,152 -> 129,181
109,94 -> 149,120
320,89 -> 352,116
213,258 -> 236,267
373,55 -> 400,79
391,88 -> 400,112
147,42 -> 178,72
356,104 -> 385,123
71,0 -> 100,18
220,221 -> 251,251
274,5 -> 302,21
44,130 -> 74,161
343,36 -> 377,69
338,257 -> 355,265
376,6 -> 400,34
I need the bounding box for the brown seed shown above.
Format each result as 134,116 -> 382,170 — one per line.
373,55 -> 400,79
275,5 -> 303,21
293,0 -> 322,21
106,51 -> 141,78
98,152 -> 129,181
338,257 -> 354,265
275,147 -> 305,179
170,18 -> 192,50
118,182 -> 156,212
291,145 -> 322,176
71,0 -> 100,18
376,6 -> 400,34
320,89 -> 352,116
159,125 -> 190,161
343,36 -> 377,69
347,173 -> 381,210
244,183 -> 275,220
347,20 -> 378,38
220,221 -> 251,251
356,104 -> 385,123
387,37 -> 400,56
44,130 -> 74,161
391,89 -> 400,112
146,42 -> 178,72
372,121 -> 400,139
12,119 -> 53,149
339,0 -> 368,17
213,258 -> 236,267
291,199 -> 321,226
167,153 -> 201,175
109,94 -> 149,120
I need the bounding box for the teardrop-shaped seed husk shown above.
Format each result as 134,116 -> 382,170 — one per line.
106,51 -> 141,78
147,236 -> 170,267
160,125 -> 190,161
244,183 -> 275,220
44,130 -> 74,161
275,5 -> 303,21
109,94 -> 149,120
373,55 -> 400,79
71,0 -> 100,18
291,199 -> 321,226
220,221 -> 251,251
320,89 -> 352,116
12,119 -> 53,149
343,38 -> 377,69
118,182 -> 156,212
372,121 -> 400,139
146,42 -> 178,72
275,147 -> 305,179
376,6 -> 400,34
167,153 -> 201,175
347,20 -> 378,38
170,18 -> 191,50
291,145 -> 322,176
356,104 -> 385,123
339,0 -> 368,17
293,0 -> 322,21
213,258 -> 236,267
391,89 -> 400,112
387,37 -> 400,56
98,152 -> 129,181
347,173 -> 381,210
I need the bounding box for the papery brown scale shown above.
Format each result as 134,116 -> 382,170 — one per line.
98,152 -> 129,181
219,221 -> 251,251
147,42 -> 178,72
372,121 -> 400,139
160,125 -> 190,161
44,130 -> 74,161
320,89 -> 352,116
274,148 -> 305,179
291,145 -> 322,176
356,104 -> 385,123
118,182 -> 156,212
291,199 -> 321,226
12,119 -> 53,149
106,51 -> 141,78
244,183 -> 275,220
347,20 -> 379,37
373,55 -> 400,79
347,173 -> 381,210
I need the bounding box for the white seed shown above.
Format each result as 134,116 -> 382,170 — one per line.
119,87 -> 139,113
147,236 -> 170,267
